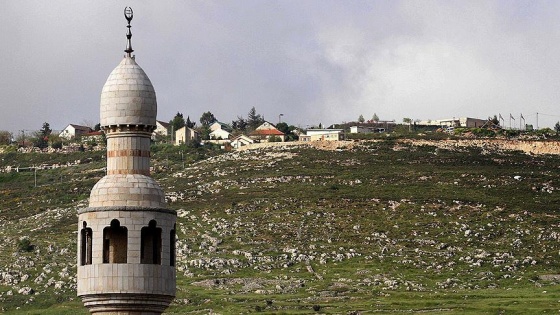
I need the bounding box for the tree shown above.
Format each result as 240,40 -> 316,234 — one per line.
169,112 -> 186,133
372,113 -> 379,122
40,122 -> 52,137
232,116 -> 248,132
200,125 -> 211,140
555,121 -> 560,135
276,122 -> 298,141
275,122 -> 289,135
0,131 -> 12,145
34,122 -> 52,149
94,123 -> 101,131
358,114 -> 365,123
247,107 -> 264,130
185,116 -> 196,128
200,111 -> 217,127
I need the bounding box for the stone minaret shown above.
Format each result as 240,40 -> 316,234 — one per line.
77,7 -> 176,314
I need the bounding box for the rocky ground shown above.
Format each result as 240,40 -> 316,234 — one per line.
1,139 -> 560,314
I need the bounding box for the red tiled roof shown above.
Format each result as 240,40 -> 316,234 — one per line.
84,131 -> 103,136
250,129 -> 285,136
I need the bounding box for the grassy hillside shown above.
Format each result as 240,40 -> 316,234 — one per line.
1,140 -> 560,314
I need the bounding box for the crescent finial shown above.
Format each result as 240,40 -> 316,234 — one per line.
124,7 -> 134,57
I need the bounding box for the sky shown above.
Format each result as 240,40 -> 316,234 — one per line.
2,0 -> 560,134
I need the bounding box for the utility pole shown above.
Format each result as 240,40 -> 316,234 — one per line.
278,113 -> 284,124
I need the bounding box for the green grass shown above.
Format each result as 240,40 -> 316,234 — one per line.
2,140 -> 560,313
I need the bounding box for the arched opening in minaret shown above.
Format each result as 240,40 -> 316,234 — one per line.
141,220 -> 161,264
80,222 -> 93,265
103,219 -> 128,263
170,224 -> 176,266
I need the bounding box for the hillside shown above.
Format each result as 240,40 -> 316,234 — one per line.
1,139 -> 560,314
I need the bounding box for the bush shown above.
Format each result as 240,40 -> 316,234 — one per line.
268,135 -> 282,142
51,141 -> 63,149
17,238 -> 34,252
504,129 -> 520,138
470,128 -> 496,137
536,128 -> 554,137
0,145 -> 17,153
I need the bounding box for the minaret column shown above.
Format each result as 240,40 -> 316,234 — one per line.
105,127 -> 153,176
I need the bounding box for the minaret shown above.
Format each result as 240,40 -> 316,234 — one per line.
77,7 -> 176,314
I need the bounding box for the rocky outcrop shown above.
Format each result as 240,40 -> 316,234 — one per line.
401,139 -> 560,155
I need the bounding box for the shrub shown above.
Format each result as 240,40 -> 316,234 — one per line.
268,135 -> 282,142
51,141 -> 63,149
17,238 -> 34,252
504,129 -> 520,138
470,128 -> 496,138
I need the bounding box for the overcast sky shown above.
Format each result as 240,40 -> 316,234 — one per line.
2,0 -> 560,133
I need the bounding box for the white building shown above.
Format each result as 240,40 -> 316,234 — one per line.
250,121 -> 285,142
418,117 -> 488,128
231,134 -> 254,149
210,121 -> 231,132
209,121 -> 232,140
209,128 -> 231,140
299,129 -> 345,141
174,126 -> 199,145
152,120 -> 170,140
60,124 -> 92,140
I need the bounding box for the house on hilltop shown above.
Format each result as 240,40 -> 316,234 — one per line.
341,120 -> 396,134
210,121 -> 232,132
60,124 -> 92,140
417,117 -> 487,128
152,120 -> 170,140
175,126 -> 199,145
250,121 -> 285,142
350,125 -> 389,133
209,121 -> 232,140
231,134 -> 254,149
299,129 -> 345,141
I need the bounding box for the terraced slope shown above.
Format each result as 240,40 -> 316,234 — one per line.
1,140 -> 560,314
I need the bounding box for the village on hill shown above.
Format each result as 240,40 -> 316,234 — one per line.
1,106 -> 558,155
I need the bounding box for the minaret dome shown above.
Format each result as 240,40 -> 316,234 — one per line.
100,57 -> 157,127
77,8 -> 176,315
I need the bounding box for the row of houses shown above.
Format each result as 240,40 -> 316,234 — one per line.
159,120 -> 348,148
58,116 -> 488,148
167,121 -> 296,149
346,117 -> 490,135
